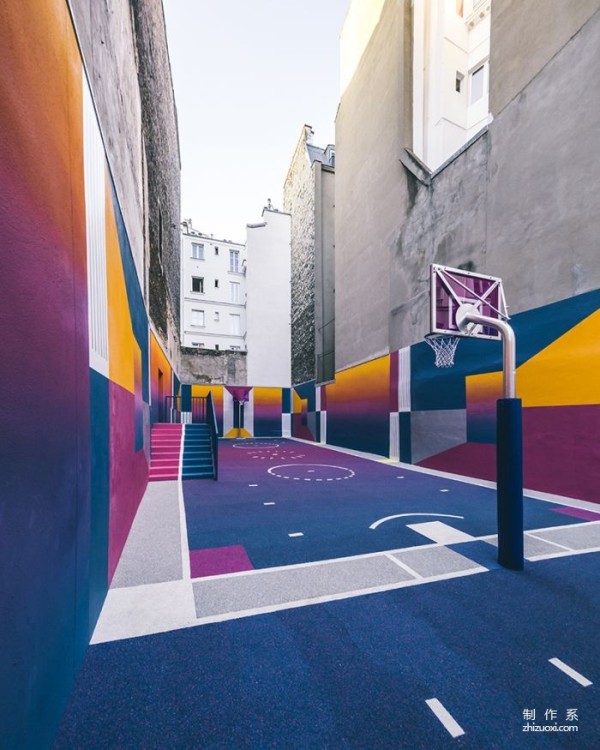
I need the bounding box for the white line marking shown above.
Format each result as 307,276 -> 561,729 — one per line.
370,513 -> 464,530
525,532 -> 573,551
288,532 -> 304,538
175,435 -> 191,581
549,658 -> 593,687
384,553 -> 422,579
440,489 -> 449,493
263,502 -> 276,506
426,698 -> 465,738
248,484 -> 258,487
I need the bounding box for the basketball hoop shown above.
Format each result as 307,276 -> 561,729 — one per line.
425,333 -> 460,368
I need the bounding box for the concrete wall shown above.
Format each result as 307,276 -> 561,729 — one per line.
69,0 -> 144,282
131,0 -> 181,343
390,3 -> 600,348
315,165 -> 336,383
486,6 -> 600,312
70,0 -> 181,352
179,349 -> 247,386
0,1 -> 179,745
283,127 -> 316,384
246,209 -> 292,387
335,0 -> 411,370
390,131 -> 489,350
490,0 -> 600,115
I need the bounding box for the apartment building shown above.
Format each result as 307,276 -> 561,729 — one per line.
180,220 -> 246,351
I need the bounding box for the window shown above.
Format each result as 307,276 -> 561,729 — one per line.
230,345 -> 241,351
214,312 -> 220,322
470,64 -> 486,103
455,71 -> 464,93
214,246 -> 219,255
214,279 -> 219,288
230,314 -> 241,336
215,344 -> 220,351
230,282 -> 240,303
191,309 -> 205,327
229,249 -> 240,272
192,276 -> 204,293
192,342 -> 204,348
191,242 -> 204,260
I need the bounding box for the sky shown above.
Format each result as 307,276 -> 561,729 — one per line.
163,0 -> 349,244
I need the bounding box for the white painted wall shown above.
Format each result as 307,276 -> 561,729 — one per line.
245,209 -> 291,387
180,223 -> 246,351
413,0 -> 491,171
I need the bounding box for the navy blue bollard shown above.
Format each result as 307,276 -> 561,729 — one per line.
496,398 -> 524,570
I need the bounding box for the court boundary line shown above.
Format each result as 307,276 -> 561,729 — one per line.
287,438 -> 600,513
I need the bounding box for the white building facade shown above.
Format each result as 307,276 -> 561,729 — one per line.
412,0 -> 491,171
245,207 -> 292,387
180,220 -> 246,351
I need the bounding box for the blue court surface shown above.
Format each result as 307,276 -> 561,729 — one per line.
183,439 -> 588,572
55,552 -> 600,748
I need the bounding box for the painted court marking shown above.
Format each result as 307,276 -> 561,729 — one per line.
288,532 -> 304,538
426,698 -> 465,738
263,502 -> 276,506
370,513 -> 464,530
407,521 -> 476,545
233,442 -> 280,450
268,464 -> 355,481
549,658 -> 593,687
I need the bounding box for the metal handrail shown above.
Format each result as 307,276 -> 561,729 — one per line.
206,391 -> 219,480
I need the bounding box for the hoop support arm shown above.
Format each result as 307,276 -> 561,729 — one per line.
456,309 -> 516,398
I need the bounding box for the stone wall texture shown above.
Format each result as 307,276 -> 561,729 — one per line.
284,132 -> 316,385
131,0 -> 181,342
179,349 -> 247,385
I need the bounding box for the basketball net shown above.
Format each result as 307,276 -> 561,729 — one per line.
425,333 -> 460,368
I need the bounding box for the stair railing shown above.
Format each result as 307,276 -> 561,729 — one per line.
206,391 -> 219,480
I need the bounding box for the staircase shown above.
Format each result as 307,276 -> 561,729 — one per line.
149,424 -> 182,482
182,423 -> 215,479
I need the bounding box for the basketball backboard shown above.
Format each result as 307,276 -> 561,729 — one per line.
430,264 -> 509,340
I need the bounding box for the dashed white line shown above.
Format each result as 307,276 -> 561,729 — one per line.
263,502 -> 276,506
288,532 -> 304,538
549,658 -> 593,687
440,489 -> 449,493
426,698 -> 465,738
248,484 -> 258,487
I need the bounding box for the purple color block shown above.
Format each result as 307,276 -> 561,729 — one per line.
552,507 -> 600,522
190,545 -> 254,579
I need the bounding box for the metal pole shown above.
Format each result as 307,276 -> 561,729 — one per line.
456,307 -> 524,570
456,309 -> 516,398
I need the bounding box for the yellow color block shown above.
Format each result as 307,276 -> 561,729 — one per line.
517,310 -> 600,407
466,371 -> 503,406
106,179 -> 135,394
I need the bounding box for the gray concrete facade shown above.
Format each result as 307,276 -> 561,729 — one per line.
336,1 -> 600,358
284,126 -> 336,385
335,0 -> 412,370
70,0 -> 181,357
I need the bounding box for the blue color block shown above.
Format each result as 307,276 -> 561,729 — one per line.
89,369 -> 110,628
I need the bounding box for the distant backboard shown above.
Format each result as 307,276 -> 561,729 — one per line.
430,264 -> 509,340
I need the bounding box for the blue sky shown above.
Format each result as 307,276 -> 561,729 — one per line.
164,0 -> 349,243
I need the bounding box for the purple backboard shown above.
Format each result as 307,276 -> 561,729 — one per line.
430,264 -> 509,340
